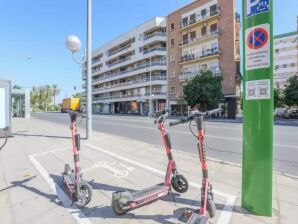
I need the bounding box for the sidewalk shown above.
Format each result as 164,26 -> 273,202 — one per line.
0,117 -> 297,224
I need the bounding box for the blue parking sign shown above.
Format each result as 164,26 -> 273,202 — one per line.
246,0 -> 270,17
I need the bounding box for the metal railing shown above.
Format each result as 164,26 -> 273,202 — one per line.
108,56 -> 132,67
108,44 -> 132,57
93,91 -> 167,101
143,32 -> 166,41
179,30 -> 221,46
143,47 -> 166,55
179,68 -> 222,81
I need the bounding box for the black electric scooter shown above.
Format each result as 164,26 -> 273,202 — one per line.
62,111 -> 93,208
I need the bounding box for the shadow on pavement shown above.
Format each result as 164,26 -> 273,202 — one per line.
12,132 -> 87,140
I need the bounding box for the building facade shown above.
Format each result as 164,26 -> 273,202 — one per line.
274,30 -> 298,89
83,17 -> 167,115
167,0 -> 240,118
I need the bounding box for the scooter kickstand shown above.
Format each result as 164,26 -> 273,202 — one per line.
169,188 -> 177,205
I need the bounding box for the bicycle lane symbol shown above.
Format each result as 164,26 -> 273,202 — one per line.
247,28 -> 268,50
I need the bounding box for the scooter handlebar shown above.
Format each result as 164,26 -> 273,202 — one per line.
169,117 -> 192,126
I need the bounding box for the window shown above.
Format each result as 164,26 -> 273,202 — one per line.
210,23 -> 218,33
170,55 -> 175,62
275,65 -> 279,70
201,26 -> 207,36
170,86 -> 176,94
190,31 -> 196,40
190,14 -> 196,24
170,70 -> 176,78
201,9 -> 207,18
291,63 -> 296,67
210,4 -> 217,16
171,38 -> 175,46
283,64 -> 287,68
183,34 -> 188,45
171,22 -> 175,31
211,42 -> 218,51
275,49 -> 280,54
182,17 -> 188,27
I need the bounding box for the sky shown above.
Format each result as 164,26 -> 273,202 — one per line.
0,0 -> 297,103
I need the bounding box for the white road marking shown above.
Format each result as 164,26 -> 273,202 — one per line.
85,143 -> 236,224
96,120 -> 298,150
28,154 -> 92,224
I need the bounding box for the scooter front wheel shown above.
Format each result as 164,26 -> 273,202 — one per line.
74,181 -> 93,208
171,174 -> 189,193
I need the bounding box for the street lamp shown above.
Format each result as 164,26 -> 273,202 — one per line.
65,0 -> 92,140
138,35 -> 153,117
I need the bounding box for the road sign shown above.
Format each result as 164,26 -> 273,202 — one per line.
245,24 -> 270,70
246,0 -> 270,17
242,0 -> 273,217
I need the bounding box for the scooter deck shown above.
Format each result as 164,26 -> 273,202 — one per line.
63,173 -> 75,188
187,212 -> 208,224
131,183 -> 168,200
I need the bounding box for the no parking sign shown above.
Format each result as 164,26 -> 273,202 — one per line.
245,23 -> 270,70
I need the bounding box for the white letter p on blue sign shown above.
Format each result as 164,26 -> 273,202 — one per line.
246,0 -> 270,17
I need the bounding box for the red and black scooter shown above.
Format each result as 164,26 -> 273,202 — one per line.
169,110 -> 216,224
111,109 -> 189,215
62,111 -> 93,208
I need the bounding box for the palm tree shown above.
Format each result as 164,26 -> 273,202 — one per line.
52,84 -> 60,107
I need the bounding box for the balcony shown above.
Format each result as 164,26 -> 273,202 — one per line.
179,30 -> 221,47
92,60 -> 167,83
143,47 -> 166,55
93,92 -> 167,102
92,57 -> 102,65
180,8 -> 220,30
107,56 -> 132,67
108,44 -> 132,57
92,75 -> 167,93
179,48 -> 221,64
179,68 -> 222,81
143,32 -> 166,41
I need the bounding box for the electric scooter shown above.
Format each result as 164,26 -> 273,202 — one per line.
62,111 -> 93,208
169,110 -> 216,224
111,109 -> 189,215
0,127 -> 9,151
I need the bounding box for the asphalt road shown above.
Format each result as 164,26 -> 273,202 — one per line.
31,112 -> 298,176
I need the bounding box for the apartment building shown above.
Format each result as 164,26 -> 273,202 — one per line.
83,17 -> 167,115
274,29 -> 298,89
167,0 -> 241,118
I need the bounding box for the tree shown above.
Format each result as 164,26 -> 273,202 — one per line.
52,84 -> 60,107
72,92 -> 84,99
274,88 -> 285,108
183,70 -> 222,110
30,85 -> 60,112
285,76 -> 298,107
12,84 -> 22,89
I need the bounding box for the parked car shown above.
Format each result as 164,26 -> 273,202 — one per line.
274,108 -> 287,118
286,109 -> 298,119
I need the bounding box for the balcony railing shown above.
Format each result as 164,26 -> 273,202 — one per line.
92,60 -> 167,83
179,30 -> 221,46
180,7 -> 220,29
108,44 -> 131,57
143,47 -> 166,55
180,48 -> 221,63
108,56 -> 132,67
92,75 -> 167,92
143,32 -> 166,41
92,57 -> 102,64
93,92 -> 167,101
179,68 -> 222,81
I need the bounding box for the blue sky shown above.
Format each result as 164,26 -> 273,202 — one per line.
0,0 -> 297,103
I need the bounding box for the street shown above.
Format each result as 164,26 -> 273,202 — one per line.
32,112 -> 298,176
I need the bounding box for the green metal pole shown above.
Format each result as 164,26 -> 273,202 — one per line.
242,0 -> 273,216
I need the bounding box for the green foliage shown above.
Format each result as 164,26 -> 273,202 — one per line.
72,92 -> 84,99
285,76 -> 298,106
12,84 -> 22,89
30,84 -> 60,112
274,88 -> 285,109
183,70 -> 222,110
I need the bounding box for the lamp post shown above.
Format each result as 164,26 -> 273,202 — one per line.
65,0 -> 92,140
138,35 -> 153,117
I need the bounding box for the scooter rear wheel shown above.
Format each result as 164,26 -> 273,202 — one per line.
74,181 -> 93,208
112,192 -> 131,215
206,193 -> 216,218
171,174 -> 189,193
